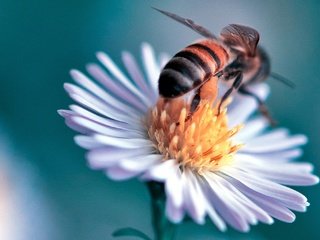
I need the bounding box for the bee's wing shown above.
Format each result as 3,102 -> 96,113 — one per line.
153,7 -> 217,39
220,24 -> 260,56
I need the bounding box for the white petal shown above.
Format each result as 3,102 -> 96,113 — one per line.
235,153 -> 311,169
60,109 -> 92,133
232,179 -> 296,222
181,170 -> 206,224
69,104 -> 144,132
227,97 -> 257,128
247,190 -> 296,222
71,116 -> 142,138
142,159 -> 176,181
238,149 -> 303,162
122,51 -> 156,102
119,154 -> 162,171
203,173 -> 250,232
279,200 -> 308,212
166,193 -> 184,223
246,128 -> 289,145
243,164 -> 319,186
209,175 -> 258,226
158,52 -> 170,69
141,42 -> 159,95
165,167 -> 183,208
64,83 -> 140,124
87,146 -> 154,169
106,166 -> 140,180
97,52 -> 151,107
232,158 -> 319,206
216,172 -> 274,224
65,118 -> 90,134
94,134 -> 153,149
234,117 -> 268,142
86,63 -> 147,112
58,109 -> 73,118
227,84 -> 269,127
74,135 -> 105,149
70,70 -> 141,116
222,168 -> 307,205
243,134 -> 307,153
204,200 -> 227,232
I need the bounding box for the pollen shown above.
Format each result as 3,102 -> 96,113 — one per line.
146,94 -> 243,174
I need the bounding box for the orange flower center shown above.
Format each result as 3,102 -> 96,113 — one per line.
146,90 -> 243,174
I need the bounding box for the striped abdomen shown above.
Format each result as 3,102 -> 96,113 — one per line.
158,39 -> 229,98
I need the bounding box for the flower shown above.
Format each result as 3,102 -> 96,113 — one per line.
59,43 -> 319,232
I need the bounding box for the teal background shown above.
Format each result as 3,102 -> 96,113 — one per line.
0,0 -> 319,239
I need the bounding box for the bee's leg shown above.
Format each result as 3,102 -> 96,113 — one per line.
239,86 -> 277,126
182,88 -> 201,123
190,89 -> 201,113
218,72 -> 243,113
185,73 -> 216,121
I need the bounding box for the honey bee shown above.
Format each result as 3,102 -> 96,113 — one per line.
155,8 -> 281,123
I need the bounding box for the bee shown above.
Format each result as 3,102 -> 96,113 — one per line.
155,8 -> 284,123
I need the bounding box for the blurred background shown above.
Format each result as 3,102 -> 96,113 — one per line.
0,0 -> 319,239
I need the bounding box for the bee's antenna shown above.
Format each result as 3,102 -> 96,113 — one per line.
270,72 -> 296,89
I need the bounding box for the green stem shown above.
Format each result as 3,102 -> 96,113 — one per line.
147,181 -> 177,240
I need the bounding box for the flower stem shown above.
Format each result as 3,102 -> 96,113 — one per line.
147,181 -> 177,240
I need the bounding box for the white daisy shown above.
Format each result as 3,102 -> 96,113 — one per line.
59,43 -> 319,232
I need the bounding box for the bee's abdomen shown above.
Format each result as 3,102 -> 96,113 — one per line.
159,40 -> 228,98
158,55 -> 205,98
